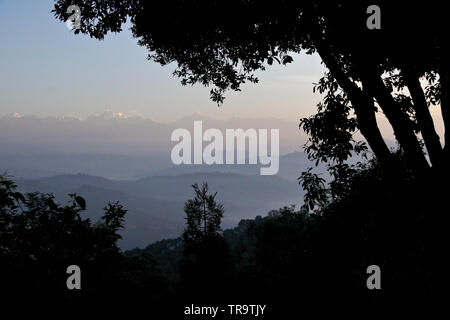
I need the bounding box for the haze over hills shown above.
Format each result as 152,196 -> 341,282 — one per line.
1,112 -> 319,249
157,151 -> 326,181
0,111 -> 307,179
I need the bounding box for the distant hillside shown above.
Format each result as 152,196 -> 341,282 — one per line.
15,172 -> 303,249
15,178 -> 185,249
155,151 -> 325,181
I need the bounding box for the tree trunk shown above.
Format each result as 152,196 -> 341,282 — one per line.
440,66 -> 450,162
316,47 -> 394,170
403,69 -> 444,168
359,67 -> 430,175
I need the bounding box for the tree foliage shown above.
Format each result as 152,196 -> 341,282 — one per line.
182,183 -> 224,247
53,0 -> 449,201
0,174 -> 167,307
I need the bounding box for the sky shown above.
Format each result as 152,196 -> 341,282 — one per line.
0,0 -> 326,123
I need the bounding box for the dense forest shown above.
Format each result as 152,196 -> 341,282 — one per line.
2,150 -> 448,314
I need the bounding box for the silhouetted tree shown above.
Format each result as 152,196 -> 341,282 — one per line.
182,183 -> 224,247
180,183 -> 231,297
53,1 -> 448,178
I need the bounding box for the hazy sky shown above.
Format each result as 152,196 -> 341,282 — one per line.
0,0 -> 326,123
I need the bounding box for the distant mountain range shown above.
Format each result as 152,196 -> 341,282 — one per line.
15,171 -> 303,249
